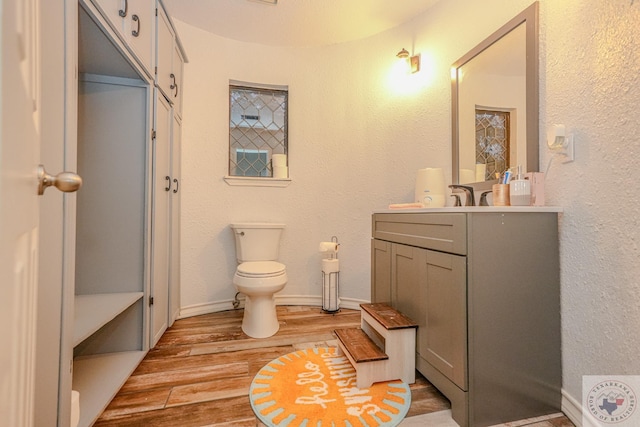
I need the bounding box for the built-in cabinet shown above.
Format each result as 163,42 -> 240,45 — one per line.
74,73 -> 151,427
71,0 -> 185,425
371,210 -> 561,427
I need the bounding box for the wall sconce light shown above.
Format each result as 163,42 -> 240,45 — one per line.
547,124 -> 575,162
396,48 -> 420,73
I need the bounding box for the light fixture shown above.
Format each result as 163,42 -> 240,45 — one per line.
396,48 -> 420,73
248,0 -> 277,4
396,48 -> 409,59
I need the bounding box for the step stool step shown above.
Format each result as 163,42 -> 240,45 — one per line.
360,303 -> 418,330
334,328 -> 388,363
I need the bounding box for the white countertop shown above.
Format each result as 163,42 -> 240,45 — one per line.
373,206 -> 563,214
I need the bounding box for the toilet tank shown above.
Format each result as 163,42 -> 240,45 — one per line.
230,223 -> 285,263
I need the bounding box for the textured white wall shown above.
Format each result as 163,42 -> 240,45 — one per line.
542,0 -> 640,408
175,0 -> 640,412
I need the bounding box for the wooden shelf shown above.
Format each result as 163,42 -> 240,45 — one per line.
74,293 -> 144,346
73,351 -> 146,427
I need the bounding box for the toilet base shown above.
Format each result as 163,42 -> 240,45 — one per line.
242,293 -> 279,338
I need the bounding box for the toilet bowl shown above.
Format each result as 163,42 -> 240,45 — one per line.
231,223 -> 287,338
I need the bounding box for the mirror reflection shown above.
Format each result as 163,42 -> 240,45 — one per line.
452,2 -> 539,187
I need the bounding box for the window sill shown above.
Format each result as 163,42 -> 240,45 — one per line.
224,176 -> 292,187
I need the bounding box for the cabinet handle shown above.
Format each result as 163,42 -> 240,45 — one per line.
119,0 -> 128,17
173,178 -> 179,194
131,14 -> 140,37
165,176 -> 171,191
170,73 -> 178,98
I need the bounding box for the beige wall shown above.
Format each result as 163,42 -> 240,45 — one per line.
175,0 -> 640,413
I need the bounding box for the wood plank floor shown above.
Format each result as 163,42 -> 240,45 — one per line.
94,306 -> 574,427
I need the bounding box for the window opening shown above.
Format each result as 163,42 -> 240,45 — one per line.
229,83 -> 288,178
475,109 -> 510,180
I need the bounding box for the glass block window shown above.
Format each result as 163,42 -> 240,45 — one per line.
475,109 -> 510,180
229,83 -> 288,177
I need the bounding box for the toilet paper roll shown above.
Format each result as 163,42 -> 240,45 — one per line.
272,154 -> 287,167
322,258 -> 340,273
273,166 -> 288,178
319,242 -> 339,253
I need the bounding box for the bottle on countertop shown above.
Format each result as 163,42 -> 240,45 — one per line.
509,165 -> 531,206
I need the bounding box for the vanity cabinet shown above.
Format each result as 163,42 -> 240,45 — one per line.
371,210 -> 561,427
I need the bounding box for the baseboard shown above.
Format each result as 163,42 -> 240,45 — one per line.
179,295 -> 369,319
562,387 -> 603,427
562,389 -> 583,427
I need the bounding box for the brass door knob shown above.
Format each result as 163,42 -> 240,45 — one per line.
37,164 -> 82,195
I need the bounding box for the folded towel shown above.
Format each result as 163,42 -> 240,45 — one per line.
388,202 -> 425,209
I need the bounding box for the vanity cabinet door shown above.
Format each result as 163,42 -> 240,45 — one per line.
391,243 -> 423,329
371,239 -> 391,303
420,250 -> 467,390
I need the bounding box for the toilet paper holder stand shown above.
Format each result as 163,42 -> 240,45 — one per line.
321,236 -> 340,313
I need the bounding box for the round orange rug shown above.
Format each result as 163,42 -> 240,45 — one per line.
249,347 -> 411,427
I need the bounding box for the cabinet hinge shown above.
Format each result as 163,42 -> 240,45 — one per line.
152,129 -> 156,140
149,296 -> 154,306
155,66 -> 158,76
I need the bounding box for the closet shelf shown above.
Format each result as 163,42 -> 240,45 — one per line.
73,351 -> 146,427
74,292 -> 144,346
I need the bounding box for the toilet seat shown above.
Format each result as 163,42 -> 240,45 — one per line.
236,261 -> 286,278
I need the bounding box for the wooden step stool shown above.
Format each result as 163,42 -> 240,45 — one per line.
335,303 -> 418,389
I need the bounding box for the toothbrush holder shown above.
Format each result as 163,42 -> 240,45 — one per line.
492,184 -> 510,206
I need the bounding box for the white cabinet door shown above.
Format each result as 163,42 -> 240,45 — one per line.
151,90 -> 172,347
156,6 -> 174,100
92,0 -> 127,34
91,0 -> 154,76
124,0 -> 154,75
169,113 -> 182,324
171,42 -> 184,116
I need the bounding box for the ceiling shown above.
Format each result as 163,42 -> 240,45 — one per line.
162,0 -> 441,47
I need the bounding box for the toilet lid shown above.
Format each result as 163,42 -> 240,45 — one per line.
237,261 -> 286,277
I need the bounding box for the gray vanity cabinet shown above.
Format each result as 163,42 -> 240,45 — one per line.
371,211 -> 561,427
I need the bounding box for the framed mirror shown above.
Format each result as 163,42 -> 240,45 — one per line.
452,2 -> 539,189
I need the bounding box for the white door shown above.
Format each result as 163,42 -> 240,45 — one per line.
1,0 -> 79,425
151,90 -> 172,347
0,0 -> 42,424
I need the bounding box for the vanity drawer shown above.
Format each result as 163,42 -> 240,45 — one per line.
372,213 -> 467,255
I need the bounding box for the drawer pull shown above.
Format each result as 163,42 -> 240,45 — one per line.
131,14 -> 140,37
119,0 -> 128,17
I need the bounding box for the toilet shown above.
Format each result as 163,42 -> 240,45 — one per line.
231,223 -> 287,338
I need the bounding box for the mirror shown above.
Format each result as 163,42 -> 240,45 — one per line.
452,2 -> 539,189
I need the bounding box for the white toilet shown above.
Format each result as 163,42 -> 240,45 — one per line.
231,222 -> 287,338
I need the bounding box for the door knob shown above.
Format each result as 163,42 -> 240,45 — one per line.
37,164 -> 82,195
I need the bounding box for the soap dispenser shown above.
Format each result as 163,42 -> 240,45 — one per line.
509,165 -> 531,206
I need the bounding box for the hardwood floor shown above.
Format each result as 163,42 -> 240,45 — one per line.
94,306 -> 574,427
